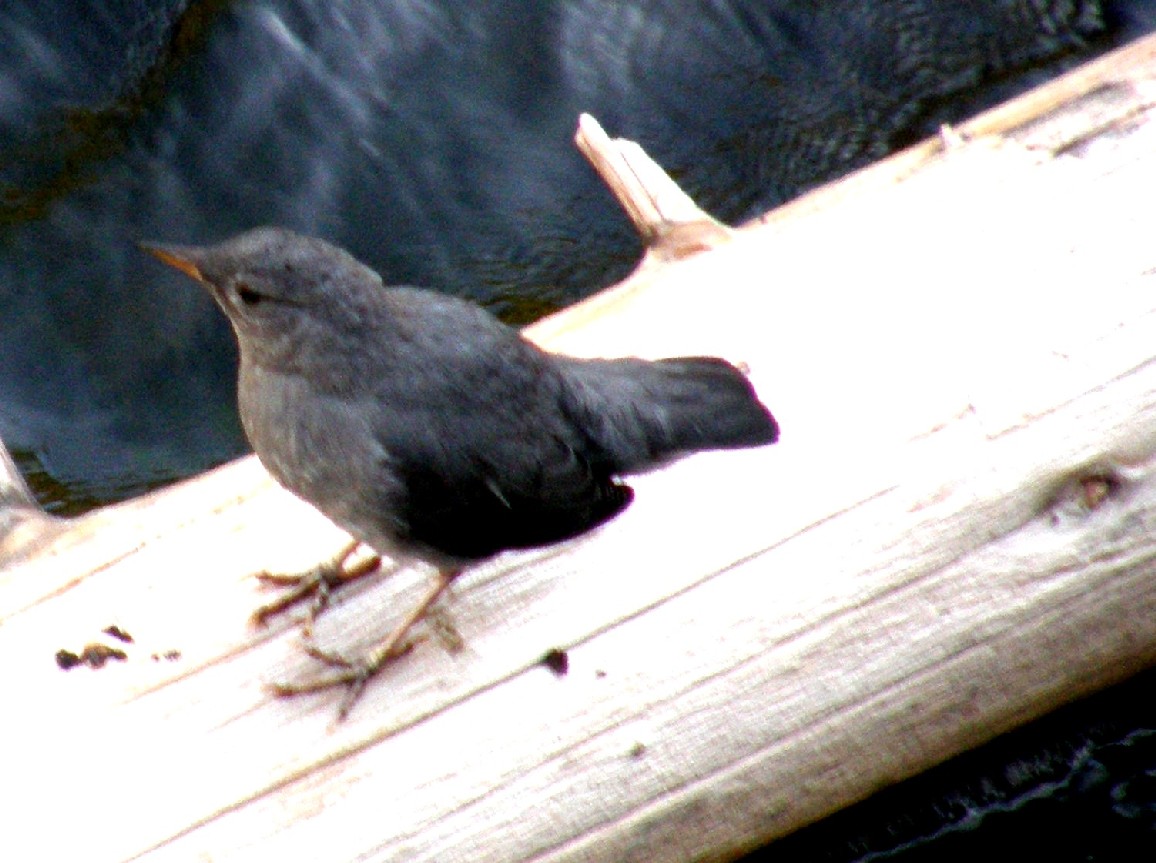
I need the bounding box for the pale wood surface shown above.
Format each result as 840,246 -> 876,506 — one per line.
4,34 -> 1156,863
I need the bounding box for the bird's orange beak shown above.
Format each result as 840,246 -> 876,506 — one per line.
139,242 -> 205,282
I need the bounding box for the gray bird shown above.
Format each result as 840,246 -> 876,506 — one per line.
143,227 -> 778,717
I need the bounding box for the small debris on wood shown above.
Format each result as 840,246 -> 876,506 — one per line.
426,607 -> 465,654
81,644 -> 129,667
1049,469 -> 1123,524
939,123 -> 969,151
55,649 -> 82,670
541,648 -> 570,676
1080,474 -> 1116,510
56,644 -> 129,670
57,624 -> 181,669
102,625 -> 134,644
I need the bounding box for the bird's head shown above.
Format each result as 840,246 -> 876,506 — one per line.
141,227 -> 381,369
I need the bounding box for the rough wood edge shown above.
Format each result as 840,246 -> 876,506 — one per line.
0,437 -> 37,511
574,113 -> 733,261
0,438 -> 58,557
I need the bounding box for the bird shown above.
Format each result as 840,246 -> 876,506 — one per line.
142,226 -> 779,718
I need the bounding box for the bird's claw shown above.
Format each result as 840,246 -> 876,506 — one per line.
251,568 -> 337,626
249,540 -> 381,628
270,638 -> 415,719
268,567 -> 458,720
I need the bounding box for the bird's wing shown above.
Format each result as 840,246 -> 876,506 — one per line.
364,338 -> 632,561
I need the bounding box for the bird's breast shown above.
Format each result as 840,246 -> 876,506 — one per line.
238,362 -> 394,522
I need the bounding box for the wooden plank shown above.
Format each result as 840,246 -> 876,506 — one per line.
4,33 -> 1156,863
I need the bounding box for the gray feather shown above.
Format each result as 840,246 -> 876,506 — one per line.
557,355 -> 779,473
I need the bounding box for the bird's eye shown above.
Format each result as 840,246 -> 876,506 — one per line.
235,282 -> 264,306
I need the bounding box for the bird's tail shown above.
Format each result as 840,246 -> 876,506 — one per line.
557,355 -> 779,474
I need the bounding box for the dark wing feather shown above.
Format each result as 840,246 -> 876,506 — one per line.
362,290 -> 634,561
390,429 -> 633,561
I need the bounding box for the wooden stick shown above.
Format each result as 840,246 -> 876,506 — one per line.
575,112 -> 733,260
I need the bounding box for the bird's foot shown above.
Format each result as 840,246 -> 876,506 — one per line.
269,567 -> 460,720
269,638 -> 416,720
250,539 -> 381,628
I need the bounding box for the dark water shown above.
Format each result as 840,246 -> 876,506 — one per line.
753,667 -> 1156,862
3,1 -> 1156,858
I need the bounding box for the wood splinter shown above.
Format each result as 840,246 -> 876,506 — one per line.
574,112 -> 733,261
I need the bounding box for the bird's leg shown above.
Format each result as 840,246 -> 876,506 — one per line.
250,538 -> 382,627
270,567 -> 461,720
